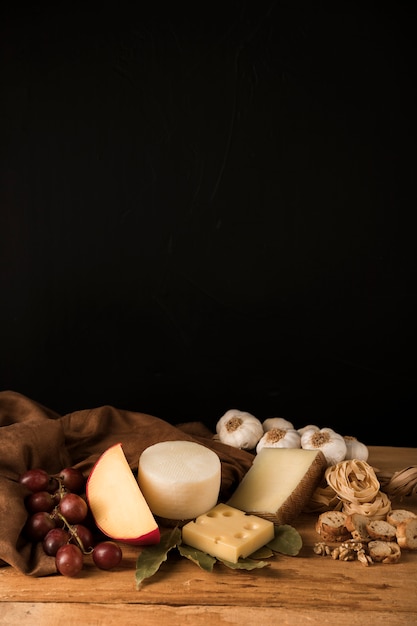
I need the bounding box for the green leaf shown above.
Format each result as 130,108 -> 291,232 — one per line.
219,557 -> 271,570
135,527 -> 182,589
266,524 -> 303,556
248,545 -> 274,559
178,544 -> 216,572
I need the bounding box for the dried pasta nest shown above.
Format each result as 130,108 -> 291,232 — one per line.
325,460 -> 380,503
304,484 -> 343,513
375,466 -> 417,500
341,491 -> 392,520
306,462 -> 417,516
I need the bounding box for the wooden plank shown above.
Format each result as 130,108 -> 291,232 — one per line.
0,446 -> 416,625
0,603 -> 415,626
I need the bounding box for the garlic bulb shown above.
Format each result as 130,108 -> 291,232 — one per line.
343,435 -> 369,462
262,417 -> 294,432
301,427 -> 347,467
215,409 -> 263,450
256,427 -> 301,454
297,424 -> 320,436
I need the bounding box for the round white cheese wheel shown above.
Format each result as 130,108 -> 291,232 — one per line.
138,440 -> 221,520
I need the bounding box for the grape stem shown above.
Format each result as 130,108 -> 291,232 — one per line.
54,479 -> 68,501
52,511 -> 93,555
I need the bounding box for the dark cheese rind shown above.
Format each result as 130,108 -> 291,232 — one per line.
227,448 -> 327,525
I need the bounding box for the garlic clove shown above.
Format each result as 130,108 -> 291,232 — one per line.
262,417 -> 294,432
343,435 -> 369,462
301,427 -> 347,467
256,428 -> 301,454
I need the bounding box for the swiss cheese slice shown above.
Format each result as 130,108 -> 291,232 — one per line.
182,503 -> 274,563
227,448 -> 326,525
138,440 -> 221,520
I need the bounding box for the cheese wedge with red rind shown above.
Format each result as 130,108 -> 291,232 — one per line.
227,448 -> 326,525
86,443 -> 160,545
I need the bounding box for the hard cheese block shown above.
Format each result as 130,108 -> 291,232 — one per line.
138,440 -> 221,520
182,503 -> 274,563
227,448 -> 326,525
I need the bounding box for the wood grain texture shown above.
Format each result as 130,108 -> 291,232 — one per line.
0,447 -> 416,625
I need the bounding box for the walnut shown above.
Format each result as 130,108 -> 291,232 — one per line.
313,542 -> 332,556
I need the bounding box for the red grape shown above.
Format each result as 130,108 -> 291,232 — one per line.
58,493 -> 88,524
57,467 -> 86,493
19,464 -> 121,577
23,512 -> 56,541
19,468 -> 51,493
47,476 -> 60,493
25,490 -> 56,513
70,524 -> 95,552
43,528 -> 70,556
55,544 -> 83,577
92,541 -> 122,570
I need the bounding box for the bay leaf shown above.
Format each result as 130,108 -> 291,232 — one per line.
219,557 -> 271,570
249,545 -> 274,559
178,544 -> 216,572
266,524 -> 302,556
135,526 -> 182,589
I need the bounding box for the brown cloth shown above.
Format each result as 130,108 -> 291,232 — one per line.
0,390 -> 254,577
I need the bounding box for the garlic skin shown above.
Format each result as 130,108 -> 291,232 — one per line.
256,427 -> 301,454
262,417 -> 294,432
301,427 -> 347,467
216,409 -> 263,450
343,435 -> 369,462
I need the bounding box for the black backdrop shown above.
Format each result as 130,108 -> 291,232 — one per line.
1,2 -> 415,446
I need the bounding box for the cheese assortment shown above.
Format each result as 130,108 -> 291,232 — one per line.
138,440 -> 221,520
227,447 -> 326,525
182,503 -> 274,563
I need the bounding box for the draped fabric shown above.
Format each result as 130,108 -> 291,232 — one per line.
0,390 -> 253,576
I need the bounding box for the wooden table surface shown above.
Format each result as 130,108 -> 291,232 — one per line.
1,446 -> 416,626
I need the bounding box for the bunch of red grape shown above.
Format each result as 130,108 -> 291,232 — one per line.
19,466 -> 122,577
